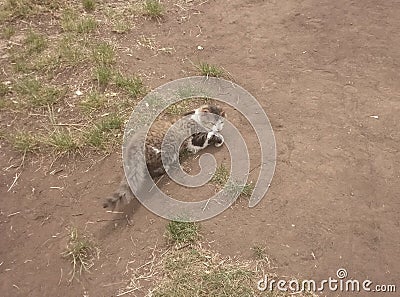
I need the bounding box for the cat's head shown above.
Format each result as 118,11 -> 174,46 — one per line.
184,105 -> 226,132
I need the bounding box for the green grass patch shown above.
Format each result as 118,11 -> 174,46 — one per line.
2,25 -> 15,39
143,0 -> 164,19
58,34 -> 89,65
15,78 -> 63,107
166,220 -> 199,244
77,17 -> 97,34
85,114 -> 124,149
85,127 -> 104,148
197,62 -> 224,78
79,91 -> 106,112
114,73 -> 144,98
12,55 -> 29,73
165,100 -> 192,115
82,0 -> 95,12
112,18 -> 131,34
61,10 -> 97,33
61,9 -> 78,32
12,130 -> 40,153
1,0 -> 36,19
0,83 -> 9,97
0,98 -> 7,109
211,164 -> 229,187
93,65 -> 113,86
25,30 -> 47,54
99,113 -> 124,130
47,129 -> 78,154
224,180 -> 254,197
92,42 -> 115,66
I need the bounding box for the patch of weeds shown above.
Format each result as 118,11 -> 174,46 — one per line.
100,114 -> 124,131
0,98 -> 7,109
0,83 -> 9,97
92,42 -> 115,66
166,220 -> 199,244
211,163 -> 229,187
112,18 -> 131,34
62,227 -> 99,281
240,182 -> 254,197
165,100 -> 192,115
143,0 -> 164,19
2,26 -> 15,39
85,127 -> 105,148
47,129 -> 78,154
165,98 -> 210,115
15,77 -> 40,94
82,0 -> 95,12
25,30 -> 47,54
12,131 -> 40,153
152,247 -> 256,297
10,48 -> 56,73
61,9 -> 78,32
197,62 -> 224,78
15,78 -> 62,107
28,53 -> 59,72
2,0 -> 36,19
38,0 -> 63,10
85,114 -> 123,149
58,34 -> 89,65
224,180 -> 254,197
93,65 -> 113,86
79,91 -> 106,112
251,245 -> 266,261
61,10 -> 97,33
12,56 -> 29,72
114,73 -> 144,98
76,17 -> 97,34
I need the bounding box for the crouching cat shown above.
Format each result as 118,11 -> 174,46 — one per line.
103,105 -> 226,209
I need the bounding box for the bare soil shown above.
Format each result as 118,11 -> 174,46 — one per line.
1,0 -> 399,296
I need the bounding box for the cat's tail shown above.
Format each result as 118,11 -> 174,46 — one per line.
103,148 -> 148,209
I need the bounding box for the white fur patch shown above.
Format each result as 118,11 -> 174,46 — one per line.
150,146 -> 161,154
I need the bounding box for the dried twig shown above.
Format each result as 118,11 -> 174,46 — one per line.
7,172 -> 21,192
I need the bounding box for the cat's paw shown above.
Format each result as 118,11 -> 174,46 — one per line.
214,133 -> 224,147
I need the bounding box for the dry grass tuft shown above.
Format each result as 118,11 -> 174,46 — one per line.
62,227 -> 99,281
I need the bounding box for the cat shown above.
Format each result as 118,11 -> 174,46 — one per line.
102,105 -> 226,209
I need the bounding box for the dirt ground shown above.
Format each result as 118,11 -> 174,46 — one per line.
1,0 -> 399,296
